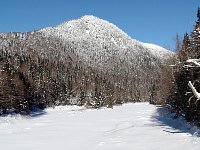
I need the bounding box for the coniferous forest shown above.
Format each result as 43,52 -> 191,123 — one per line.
2,2 -> 200,150
0,6 -> 200,129
158,8 -> 200,126
0,32 -> 123,114
0,12 -> 174,115
0,30 -> 164,114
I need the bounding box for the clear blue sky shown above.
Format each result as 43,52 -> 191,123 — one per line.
0,0 -> 199,50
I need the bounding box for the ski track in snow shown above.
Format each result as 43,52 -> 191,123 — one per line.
0,103 -> 200,150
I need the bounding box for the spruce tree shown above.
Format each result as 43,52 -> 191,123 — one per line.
191,7 -> 200,58
179,33 -> 191,61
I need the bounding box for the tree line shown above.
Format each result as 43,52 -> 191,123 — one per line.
0,30 -> 163,115
157,8 -> 200,126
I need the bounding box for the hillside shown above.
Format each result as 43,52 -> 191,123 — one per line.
39,15 -> 173,70
0,15 -> 173,114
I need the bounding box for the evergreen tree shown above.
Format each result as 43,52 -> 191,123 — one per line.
175,34 -> 182,53
191,7 -> 200,58
163,8 -> 200,126
178,33 -> 191,61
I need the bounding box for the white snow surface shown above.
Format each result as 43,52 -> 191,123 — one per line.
186,59 -> 200,67
39,15 -> 174,69
0,103 -> 200,150
142,42 -> 172,58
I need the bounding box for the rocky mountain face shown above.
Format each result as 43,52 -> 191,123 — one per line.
0,15 -> 173,114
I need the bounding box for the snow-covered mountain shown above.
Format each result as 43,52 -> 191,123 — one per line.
39,15 -> 173,70
0,15 -> 174,109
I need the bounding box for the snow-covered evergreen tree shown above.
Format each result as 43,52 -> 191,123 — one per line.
191,8 -> 200,58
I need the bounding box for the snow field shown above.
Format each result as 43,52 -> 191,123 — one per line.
0,103 -> 200,150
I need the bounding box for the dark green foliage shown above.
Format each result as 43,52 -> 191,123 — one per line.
164,8 -> 200,127
191,7 -> 200,58
0,38 -> 134,114
167,63 -> 200,126
0,28 -> 164,114
178,33 -> 191,61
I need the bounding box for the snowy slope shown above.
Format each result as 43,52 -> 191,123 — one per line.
143,42 -> 172,59
39,15 -> 173,69
0,103 -> 200,150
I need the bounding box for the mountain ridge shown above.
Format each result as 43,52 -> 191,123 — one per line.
0,15 -> 174,114
39,15 -> 173,70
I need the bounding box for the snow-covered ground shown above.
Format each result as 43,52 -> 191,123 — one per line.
0,103 -> 200,150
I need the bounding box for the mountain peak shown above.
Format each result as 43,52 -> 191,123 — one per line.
51,15 -> 127,36
57,15 -> 101,28
80,15 -> 99,20
39,15 -> 173,69
40,15 -> 131,43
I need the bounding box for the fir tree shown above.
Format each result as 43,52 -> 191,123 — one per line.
191,7 -> 200,58
178,33 -> 191,61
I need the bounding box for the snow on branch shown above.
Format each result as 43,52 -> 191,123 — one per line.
188,81 -> 200,105
186,59 -> 200,67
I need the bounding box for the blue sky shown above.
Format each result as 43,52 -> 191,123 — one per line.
0,0 -> 199,50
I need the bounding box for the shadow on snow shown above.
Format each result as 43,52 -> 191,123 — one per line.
151,105 -> 200,136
